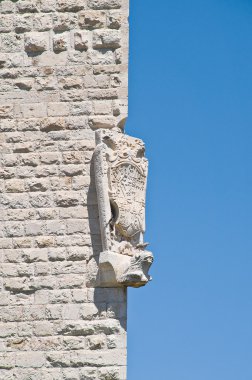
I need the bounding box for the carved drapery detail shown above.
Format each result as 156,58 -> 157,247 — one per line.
94,128 -> 153,288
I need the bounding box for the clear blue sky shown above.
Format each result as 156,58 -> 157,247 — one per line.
127,1 -> 252,379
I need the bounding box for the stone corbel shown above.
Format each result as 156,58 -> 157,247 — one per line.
98,248 -> 153,288
94,128 -> 153,288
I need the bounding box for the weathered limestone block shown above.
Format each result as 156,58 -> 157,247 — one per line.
88,0 -> 122,10
48,101 -> 70,116
5,179 -> 26,193
79,10 -> 106,29
56,0 -> 85,12
0,15 -> 13,33
33,14 -> 53,31
93,30 -> 121,49
16,1 -> 39,14
20,103 -> 47,118
89,116 -> 116,129
14,78 -> 34,91
35,76 -> 58,91
14,15 -> 33,33
40,0 -> 56,13
108,11 -> 123,29
0,1 -> 16,14
24,33 -> 49,53
74,31 -> 89,51
53,32 -> 69,52
0,105 -> 13,119
53,13 -> 77,32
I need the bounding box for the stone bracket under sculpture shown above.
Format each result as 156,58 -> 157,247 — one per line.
94,128 -> 153,288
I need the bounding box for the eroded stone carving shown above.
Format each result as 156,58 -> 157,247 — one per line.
94,128 -> 153,288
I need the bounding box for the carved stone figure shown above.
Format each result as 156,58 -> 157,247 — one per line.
94,127 -> 153,288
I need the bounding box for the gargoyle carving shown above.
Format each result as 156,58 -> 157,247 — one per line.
94,127 -> 153,288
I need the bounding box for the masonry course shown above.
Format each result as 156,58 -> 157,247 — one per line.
0,0 -> 129,379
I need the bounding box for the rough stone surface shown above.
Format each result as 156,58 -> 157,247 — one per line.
0,0 -> 129,378
94,129 -> 153,288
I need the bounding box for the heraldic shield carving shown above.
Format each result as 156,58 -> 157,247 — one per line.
94,128 -> 153,288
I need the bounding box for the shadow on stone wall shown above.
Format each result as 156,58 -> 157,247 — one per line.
87,154 -> 127,332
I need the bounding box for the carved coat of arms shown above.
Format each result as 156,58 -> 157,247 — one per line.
94,128 -> 153,288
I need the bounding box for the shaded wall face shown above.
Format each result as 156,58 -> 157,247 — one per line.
0,0 -> 128,379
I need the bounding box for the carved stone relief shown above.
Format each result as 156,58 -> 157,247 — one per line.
94,128 -> 153,288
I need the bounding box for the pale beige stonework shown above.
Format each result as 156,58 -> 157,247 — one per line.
93,128 -> 153,288
0,0 -> 152,379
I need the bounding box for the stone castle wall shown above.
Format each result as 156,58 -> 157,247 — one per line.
0,1 -> 129,379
